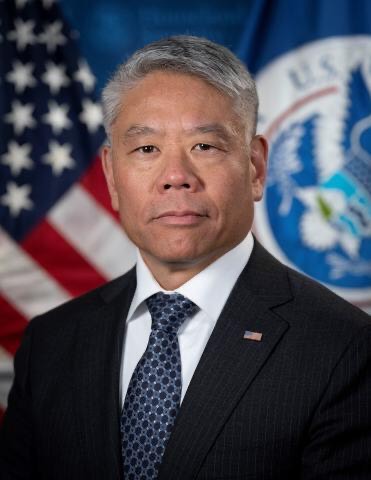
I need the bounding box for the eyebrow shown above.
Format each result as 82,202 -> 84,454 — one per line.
122,125 -> 158,141
122,123 -> 234,143
188,123 -> 233,142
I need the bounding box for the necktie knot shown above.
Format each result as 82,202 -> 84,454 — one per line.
146,292 -> 199,334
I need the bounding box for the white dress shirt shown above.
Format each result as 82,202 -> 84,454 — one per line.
120,232 -> 254,406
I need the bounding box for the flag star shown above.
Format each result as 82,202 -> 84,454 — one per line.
1,141 -> 33,176
7,18 -> 36,50
42,101 -> 72,134
39,21 -> 67,52
6,60 -> 37,93
74,60 -> 96,92
5,100 -> 36,135
79,99 -> 103,133
43,141 -> 75,175
41,61 -> 70,94
1,182 -> 33,217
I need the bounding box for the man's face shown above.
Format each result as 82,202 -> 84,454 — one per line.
102,71 -> 267,273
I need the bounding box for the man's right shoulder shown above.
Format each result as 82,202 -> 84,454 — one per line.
29,266 -> 137,334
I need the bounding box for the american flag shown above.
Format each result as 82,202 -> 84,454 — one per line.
243,330 -> 262,342
0,0 -> 136,419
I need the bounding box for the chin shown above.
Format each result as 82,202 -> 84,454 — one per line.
141,238 -> 211,265
152,247 -> 205,265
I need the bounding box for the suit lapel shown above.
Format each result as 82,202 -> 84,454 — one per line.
159,242 -> 293,479
73,270 -> 136,479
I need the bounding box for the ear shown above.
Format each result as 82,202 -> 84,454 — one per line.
249,135 -> 268,202
101,145 -> 119,211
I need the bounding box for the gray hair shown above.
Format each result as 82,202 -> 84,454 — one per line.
101,35 -> 258,139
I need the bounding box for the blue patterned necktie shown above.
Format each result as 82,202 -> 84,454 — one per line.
121,292 -> 199,480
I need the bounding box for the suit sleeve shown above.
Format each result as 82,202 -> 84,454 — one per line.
0,322 -> 36,479
301,324 -> 371,479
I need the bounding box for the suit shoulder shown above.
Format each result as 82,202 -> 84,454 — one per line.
284,263 -> 370,328
250,240 -> 369,332
30,267 -> 136,333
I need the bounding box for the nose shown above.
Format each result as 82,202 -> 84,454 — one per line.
156,152 -> 200,193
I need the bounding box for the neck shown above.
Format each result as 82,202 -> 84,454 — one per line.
140,250 -> 227,290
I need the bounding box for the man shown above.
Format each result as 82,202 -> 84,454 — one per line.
1,36 -> 370,479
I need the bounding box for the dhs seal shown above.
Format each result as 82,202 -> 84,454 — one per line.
255,36 -> 371,310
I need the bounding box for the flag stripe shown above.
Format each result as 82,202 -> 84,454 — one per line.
0,295 -> 27,355
22,220 -> 107,297
0,345 -> 14,415
0,1 -> 111,413
79,155 -> 118,219
0,346 -> 13,374
48,185 -> 136,279
0,228 -> 71,319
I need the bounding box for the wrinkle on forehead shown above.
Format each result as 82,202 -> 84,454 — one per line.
121,122 -> 242,144
112,71 -> 251,145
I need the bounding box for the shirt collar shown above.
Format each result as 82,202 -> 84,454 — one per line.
127,232 -> 254,322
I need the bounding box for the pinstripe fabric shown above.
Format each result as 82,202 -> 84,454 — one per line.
1,242 -> 370,479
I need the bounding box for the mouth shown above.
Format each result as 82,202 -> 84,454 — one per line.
154,210 -> 207,226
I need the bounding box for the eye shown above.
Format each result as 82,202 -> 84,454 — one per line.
194,143 -> 215,151
135,145 -> 157,154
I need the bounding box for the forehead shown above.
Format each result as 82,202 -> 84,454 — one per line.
122,70 -> 229,103
113,71 -> 243,132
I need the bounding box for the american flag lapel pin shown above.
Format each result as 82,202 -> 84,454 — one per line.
243,330 -> 263,342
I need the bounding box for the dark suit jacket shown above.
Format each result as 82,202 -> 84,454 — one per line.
1,241 -> 371,479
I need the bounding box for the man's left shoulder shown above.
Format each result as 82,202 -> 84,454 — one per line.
286,264 -> 369,326
259,246 -> 371,366
273,261 -> 371,363
251,240 -> 370,336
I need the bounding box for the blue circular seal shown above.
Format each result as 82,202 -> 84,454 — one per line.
255,36 -> 371,309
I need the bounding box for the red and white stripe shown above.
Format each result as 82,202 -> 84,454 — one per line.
0,156 -> 136,418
